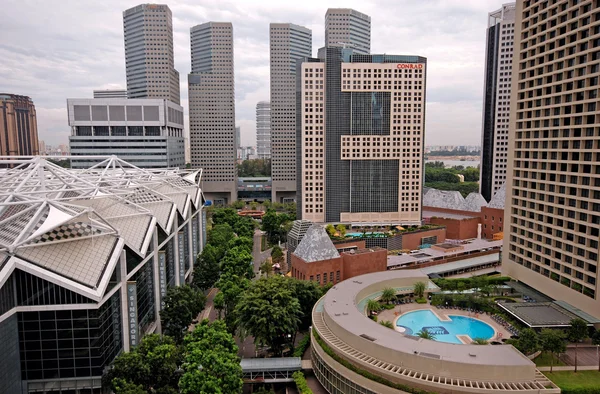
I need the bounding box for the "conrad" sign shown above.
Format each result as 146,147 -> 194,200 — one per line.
397,63 -> 424,70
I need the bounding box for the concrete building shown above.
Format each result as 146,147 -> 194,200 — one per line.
298,49 -> 427,224
270,23 -> 312,203
93,89 -> 128,99
189,22 -> 237,204
291,225 -> 387,284
311,270 -> 560,393
480,3 -> 515,201
0,94 -> 39,158
503,0 -> 600,320
67,98 -> 185,169
235,126 -> 241,151
0,156 -> 205,394
325,8 -> 371,55
38,139 -> 46,155
256,101 -> 271,159
123,4 -> 180,104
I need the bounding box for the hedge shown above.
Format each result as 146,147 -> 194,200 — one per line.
293,334 -> 310,358
293,371 -> 313,394
312,329 -> 436,394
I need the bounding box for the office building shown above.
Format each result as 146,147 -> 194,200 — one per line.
123,4 -> 180,104
0,94 -> 39,158
38,139 -> 46,155
93,89 -> 128,99
0,156 -> 205,394
270,23 -> 312,203
67,98 -> 185,169
325,8 -> 371,55
235,126 -> 241,151
256,101 -> 271,159
503,0 -> 600,320
480,3 -> 516,201
298,49 -> 427,224
189,22 -> 237,204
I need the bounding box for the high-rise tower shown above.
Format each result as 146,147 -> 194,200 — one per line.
256,101 -> 271,159
188,22 -> 237,204
0,94 -> 39,158
270,23 -> 312,203
123,4 -> 180,104
503,0 -> 600,320
480,3 -> 515,201
325,8 -> 371,55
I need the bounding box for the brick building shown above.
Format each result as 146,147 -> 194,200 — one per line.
291,225 -> 386,284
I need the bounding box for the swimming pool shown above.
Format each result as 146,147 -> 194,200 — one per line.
396,310 -> 495,344
346,232 -> 384,237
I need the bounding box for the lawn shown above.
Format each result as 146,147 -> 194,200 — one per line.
534,352 -> 566,367
544,371 -> 600,393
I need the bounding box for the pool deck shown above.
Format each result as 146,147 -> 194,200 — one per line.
376,303 -> 512,344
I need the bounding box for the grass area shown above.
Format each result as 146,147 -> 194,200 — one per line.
534,352 -> 567,367
544,371 -> 600,393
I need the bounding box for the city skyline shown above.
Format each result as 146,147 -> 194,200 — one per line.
2,0 -> 505,148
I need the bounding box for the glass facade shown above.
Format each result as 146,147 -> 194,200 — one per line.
183,223 -> 190,272
312,344 -> 377,394
133,260 -> 155,332
18,291 -> 122,381
0,314 -> 22,393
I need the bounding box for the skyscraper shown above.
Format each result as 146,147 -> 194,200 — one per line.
503,0 -> 600,319
480,3 -> 515,201
298,49 -> 426,224
256,101 -> 271,159
123,4 -> 180,104
270,23 -> 312,203
325,8 -> 371,55
0,94 -> 39,158
189,22 -> 237,204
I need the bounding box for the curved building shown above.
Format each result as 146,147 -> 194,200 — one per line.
311,270 -> 559,393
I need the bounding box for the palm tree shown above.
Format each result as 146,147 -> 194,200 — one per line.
417,330 -> 436,340
367,299 -> 382,315
379,320 -> 394,329
472,338 -> 489,345
380,287 -> 396,304
568,318 -> 589,372
413,281 -> 426,299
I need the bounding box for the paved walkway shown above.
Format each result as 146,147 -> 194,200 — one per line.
376,302 -> 512,343
561,346 -> 600,367
252,228 -> 272,277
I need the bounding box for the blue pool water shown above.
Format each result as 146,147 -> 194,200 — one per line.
396,310 -> 494,344
347,232 -> 384,237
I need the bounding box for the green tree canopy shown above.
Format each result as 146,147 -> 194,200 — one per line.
237,158 -> 271,177
211,207 -> 240,228
568,318 -> 589,372
540,329 -> 566,372
325,224 -> 336,237
215,272 -> 250,333
179,319 -> 243,394
413,281 -> 426,299
380,287 -> 396,304
228,236 -> 253,254
161,285 -> 206,343
290,278 -> 323,330
208,224 -> 235,256
379,320 -> 394,329
103,334 -> 181,393
335,224 -> 346,237
192,244 -> 221,291
367,299 -> 383,315
221,246 -> 254,279
236,276 -> 302,356
233,216 -> 255,238
417,330 -> 436,340
271,245 -> 284,266
515,328 -> 539,355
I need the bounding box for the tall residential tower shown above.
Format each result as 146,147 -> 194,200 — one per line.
270,23 -> 312,203
480,3 -> 515,201
188,22 -> 237,204
325,8 -> 371,55
503,0 -> 600,320
298,49 -> 426,224
256,101 -> 271,159
123,4 -> 180,104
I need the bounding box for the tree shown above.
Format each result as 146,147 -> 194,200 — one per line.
262,209 -> 284,244
568,318 -> 589,372
231,200 -> 246,209
335,224 -> 346,237
211,208 -> 239,228
233,216 -> 255,238
456,281 -> 466,293
221,246 -> 254,279
379,320 -> 394,329
259,260 -> 273,277
179,319 -> 243,394
271,245 -> 284,266
592,329 -> 600,372
103,334 -> 181,393
367,299 -> 383,315
325,224 -> 336,237
236,276 -> 302,356
380,287 -> 396,304
215,272 -> 250,333
161,285 -> 206,343
540,329 -> 566,372
472,338 -> 489,345
290,278 -> 323,330
228,236 -> 253,255
208,224 -> 235,256
515,328 -> 539,355
417,330 -> 436,340
192,244 -> 221,291
413,281 -> 426,299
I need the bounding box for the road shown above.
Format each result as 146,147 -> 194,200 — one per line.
252,228 -> 272,277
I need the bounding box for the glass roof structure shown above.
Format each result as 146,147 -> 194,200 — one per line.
0,156 -> 204,301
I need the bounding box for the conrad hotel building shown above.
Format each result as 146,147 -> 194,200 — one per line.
298,48 -> 427,225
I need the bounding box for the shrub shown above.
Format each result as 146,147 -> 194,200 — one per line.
292,371 -> 313,394
293,335 -> 310,358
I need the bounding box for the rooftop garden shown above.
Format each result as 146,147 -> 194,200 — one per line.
325,223 -> 442,241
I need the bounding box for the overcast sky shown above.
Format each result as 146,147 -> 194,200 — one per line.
1,0 -> 504,147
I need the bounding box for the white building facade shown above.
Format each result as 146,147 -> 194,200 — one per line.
256,101 -> 271,159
